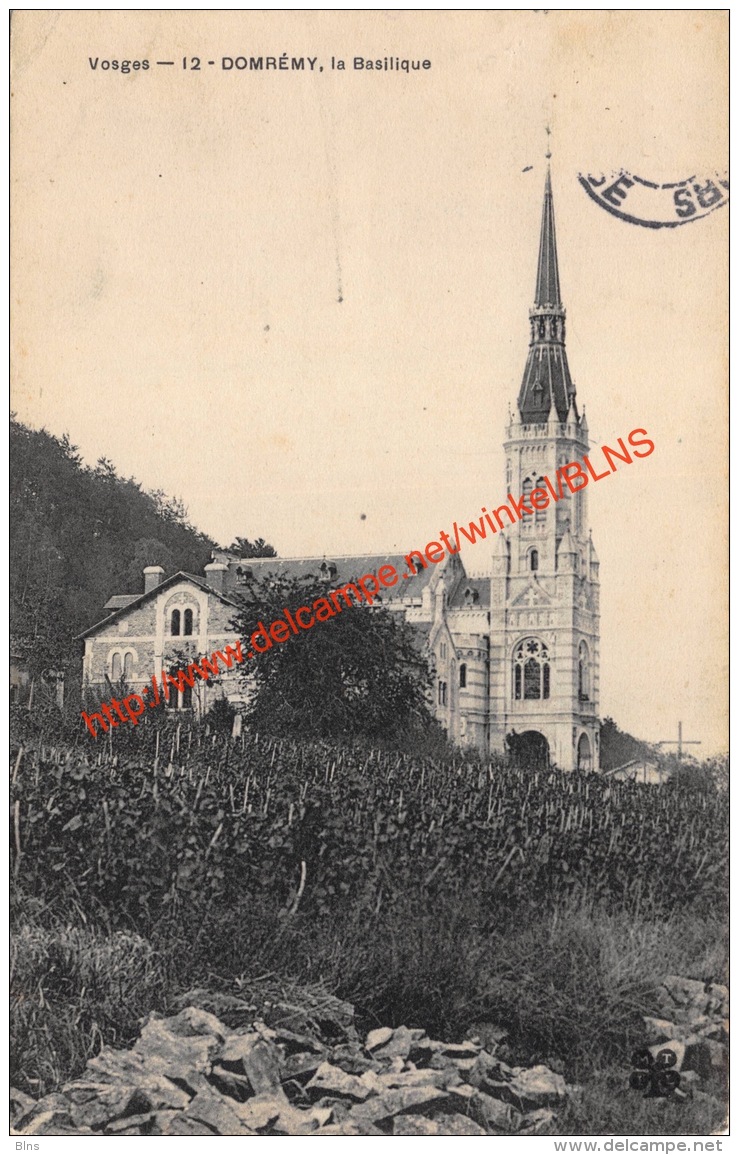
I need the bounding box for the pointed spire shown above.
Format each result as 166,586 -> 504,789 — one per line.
535,167 -> 562,308
517,168 -> 576,425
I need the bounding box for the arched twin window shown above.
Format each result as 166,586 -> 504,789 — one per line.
170,607 -> 195,636
513,637 -> 551,701
110,651 -> 135,681
578,641 -> 590,701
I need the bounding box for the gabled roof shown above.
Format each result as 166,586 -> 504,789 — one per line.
218,553 -> 444,601
104,594 -> 139,610
448,576 -> 491,610
77,571 -> 239,640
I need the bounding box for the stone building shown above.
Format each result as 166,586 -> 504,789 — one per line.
80,171 -> 600,769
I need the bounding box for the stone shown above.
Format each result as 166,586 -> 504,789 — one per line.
684,1038 -> 728,1080
10,1087 -> 36,1126
643,1017 -> 680,1043
14,1093 -> 76,1133
372,1025 -> 415,1062
173,988 -> 258,1029
431,1038 -> 480,1059
520,1107 -> 558,1134
104,1111 -> 158,1135
393,1113 -> 487,1136
208,1064 -> 253,1101
163,1113 -> 216,1135
241,1038 -> 284,1096
183,1086 -> 255,1135
133,1016 -> 219,1088
507,1064 -> 566,1107
318,1119 -> 383,1135
220,1031 -> 260,1067
661,976 -> 708,1006
221,1033 -> 283,1094
348,1085 -> 449,1128
467,1022 -> 509,1050
280,1051 -> 325,1083
366,1026 -> 393,1051
470,1089 -> 519,1132
468,1051 -> 515,1092
165,1005 -> 229,1041
270,1025 -> 325,1054
330,1042 -> 376,1073
706,983 -> 729,1016
21,1109 -> 91,1136
305,1062 -> 375,1102
233,1094 -> 283,1132
64,1081 -> 144,1129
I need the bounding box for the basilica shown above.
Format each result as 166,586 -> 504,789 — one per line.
80,171 -> 600,771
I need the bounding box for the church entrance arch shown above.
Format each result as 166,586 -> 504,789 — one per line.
577,732 -> 592,772
506,729 -> 550,770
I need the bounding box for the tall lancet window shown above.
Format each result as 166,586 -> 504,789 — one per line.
535,477 -> 547,525
513,638 -> 551,701
578,641 -> 590,701
522,477 -> 534,523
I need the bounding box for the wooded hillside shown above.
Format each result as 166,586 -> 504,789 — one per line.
10,417 -> 216,679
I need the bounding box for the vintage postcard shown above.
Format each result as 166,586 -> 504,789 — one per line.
10,10 -> 728,1144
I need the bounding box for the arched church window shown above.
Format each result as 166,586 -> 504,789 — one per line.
535,477 -> 547,524
459,664 -> 467,689
183,608 -> 194,636
171,609 -> 181,636
123,651 -> 134,679
578,641 -> 590,701
530,549 -> 539,573
513,637 -> 551,701
438,681 -> 447,707
111,652 -> 122,680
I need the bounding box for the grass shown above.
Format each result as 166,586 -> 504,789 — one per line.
9,729 -> 728,1133
11,894 -> 728,1134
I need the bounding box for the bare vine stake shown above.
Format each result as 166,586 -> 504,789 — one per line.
13,800 -> 21,879
102,799 -> 112,858
12,746 -> 23,787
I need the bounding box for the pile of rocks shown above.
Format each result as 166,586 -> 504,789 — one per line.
642,975 -> 728,1096
10,992 -> 568,1137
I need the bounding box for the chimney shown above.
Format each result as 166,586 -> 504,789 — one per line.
143,565 -> 165,594
204,561 -> 228,594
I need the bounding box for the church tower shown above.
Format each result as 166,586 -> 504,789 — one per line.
488,169 -> 600,771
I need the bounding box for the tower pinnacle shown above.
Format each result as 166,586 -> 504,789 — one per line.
517,169 -> 577,424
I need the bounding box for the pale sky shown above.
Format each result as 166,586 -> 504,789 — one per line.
12,11 -> 728,753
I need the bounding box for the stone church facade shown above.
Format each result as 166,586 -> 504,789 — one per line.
80,172 -> 600,771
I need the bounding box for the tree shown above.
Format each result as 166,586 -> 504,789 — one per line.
232,570 -> 438,748
226,537 -> 277,558
599,716 -> 660,771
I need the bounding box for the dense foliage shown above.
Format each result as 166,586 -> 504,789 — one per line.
12,726 -> 728,942
10,417 -> 274,684
232,571 -> 440,748
599,716 -> 660,771
10,418 -> 215,676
